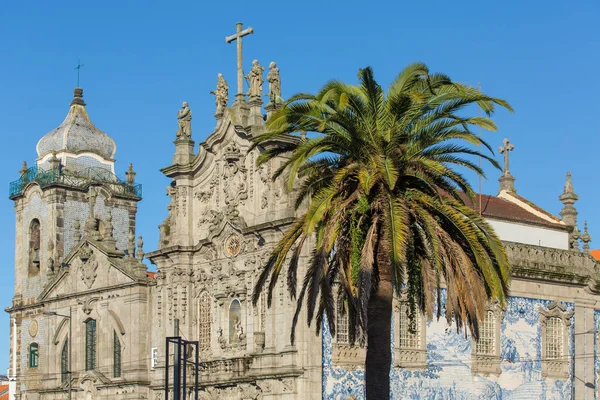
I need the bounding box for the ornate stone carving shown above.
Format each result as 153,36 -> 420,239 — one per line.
224,234 -> 242,257
245,60 -> 264,100
222,143 -> 249,213
177,102 -> 192,138
79,250 -> 99,289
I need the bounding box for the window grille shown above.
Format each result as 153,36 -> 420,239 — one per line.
399,303 -> 419,349
475,310 -> 496,355
545,317 -> 563,359
29,343 -> 39,368
61,339 -> 68,382
85,319 -> 96,371
336,301 -> 349,344
113,331 -> 121,377
198,292 -> 211,351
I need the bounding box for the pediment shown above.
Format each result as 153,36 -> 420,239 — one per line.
39,239 -> 138,300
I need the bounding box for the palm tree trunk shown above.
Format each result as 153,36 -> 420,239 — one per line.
365,242 -> 393,399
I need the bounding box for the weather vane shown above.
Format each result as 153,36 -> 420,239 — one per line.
74,59 -> 84,87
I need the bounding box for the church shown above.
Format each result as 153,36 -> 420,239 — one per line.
6,25 -> 600,400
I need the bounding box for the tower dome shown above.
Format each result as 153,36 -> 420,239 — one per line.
36,88 -> 117,165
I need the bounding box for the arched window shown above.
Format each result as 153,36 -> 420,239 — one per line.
85,319 -> 96,371
475,310 -> 496,355
29,343 -> 39,368
198,292 -> 211,351
229,299 -> 242,344
61,339 -> 68,382
113,331 -> 121,377
28,219 -> 41,276
336,299 -> 349,344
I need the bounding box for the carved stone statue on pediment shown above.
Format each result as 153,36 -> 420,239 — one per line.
210,73 -> 229,116
245,60 -> 264,100
176,102 -> 192,138
267,61 -> 281,104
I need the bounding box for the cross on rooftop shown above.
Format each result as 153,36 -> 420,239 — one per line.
74,59 -> 84,87
499,138 -> 515,176
225,22 -> 254,98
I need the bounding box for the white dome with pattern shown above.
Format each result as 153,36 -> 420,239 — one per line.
36,88 -> 117,161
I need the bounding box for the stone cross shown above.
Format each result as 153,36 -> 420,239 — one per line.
225,22 -> 254,97
498,138 -> 515,175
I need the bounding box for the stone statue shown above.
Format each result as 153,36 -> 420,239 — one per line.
210,73 -> 229,114
245,59 -> 264,99
267,61 -> 281,103
176,102 -> 192,138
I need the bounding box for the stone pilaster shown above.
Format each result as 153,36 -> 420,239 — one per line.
248,98 -> 264,127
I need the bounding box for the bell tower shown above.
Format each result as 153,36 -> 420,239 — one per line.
9,87 -> 142,304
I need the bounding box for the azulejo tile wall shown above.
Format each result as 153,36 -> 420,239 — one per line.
323,295 -> 574,399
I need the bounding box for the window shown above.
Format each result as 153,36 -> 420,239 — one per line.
113,331 -> 121,377
85,319 -> 96,371
393,299 -> 426,369
539,301 -> 573,379
336,300 -> 349,344
545,317 -> 563,359
61,339 -> 69,383
398,303 -> 419,349
28,219 -> 41,276
29,343 -> 39,368
472,306 -> 501,374
476,311 -> 496,355
198,292 -> 211,351
229,299 -> 242,344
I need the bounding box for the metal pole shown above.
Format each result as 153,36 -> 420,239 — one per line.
165,338 -> 170,400
68,306 -> 72,400
182,343 -> 187,400
195,342 -> 199,400
174,320 -> 180,400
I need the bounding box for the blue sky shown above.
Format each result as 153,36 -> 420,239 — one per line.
1,0 -> 599,371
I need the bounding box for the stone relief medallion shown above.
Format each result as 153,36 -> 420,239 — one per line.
224,234 -> 242,257
28,320 -> 38,338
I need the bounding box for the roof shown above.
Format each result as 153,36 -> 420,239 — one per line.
146,271 -> 155,279
460,192 -> 566,230
590,250 -> 600,261
36,88 -> 116,161
0,384 -> 9,400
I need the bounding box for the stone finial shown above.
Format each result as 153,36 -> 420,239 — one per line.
19,161 -> 28,176
74,219 -> 82,242
49,152 -> 60,170
559,172 -> 579,229
128,229 -> 135,259
71,87 -> 86,107
211,73 -> 229,118
84,187 -> 99,238
126,163 -> 136,185
498,138 -> 516,193
104,209 -> 114,240
176,102 -> 192,139
136,236 -> 144,262
581,221 -> 592,253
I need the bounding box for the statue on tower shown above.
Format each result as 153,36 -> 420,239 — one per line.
267,61 -> 281,104
176,101 -> 192,138
245,60 -> 264,100
210,73 -> 229,115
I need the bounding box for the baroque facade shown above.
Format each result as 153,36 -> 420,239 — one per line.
6,60 -> 600,399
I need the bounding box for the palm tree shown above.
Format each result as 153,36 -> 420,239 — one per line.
251,63 -> 513,399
